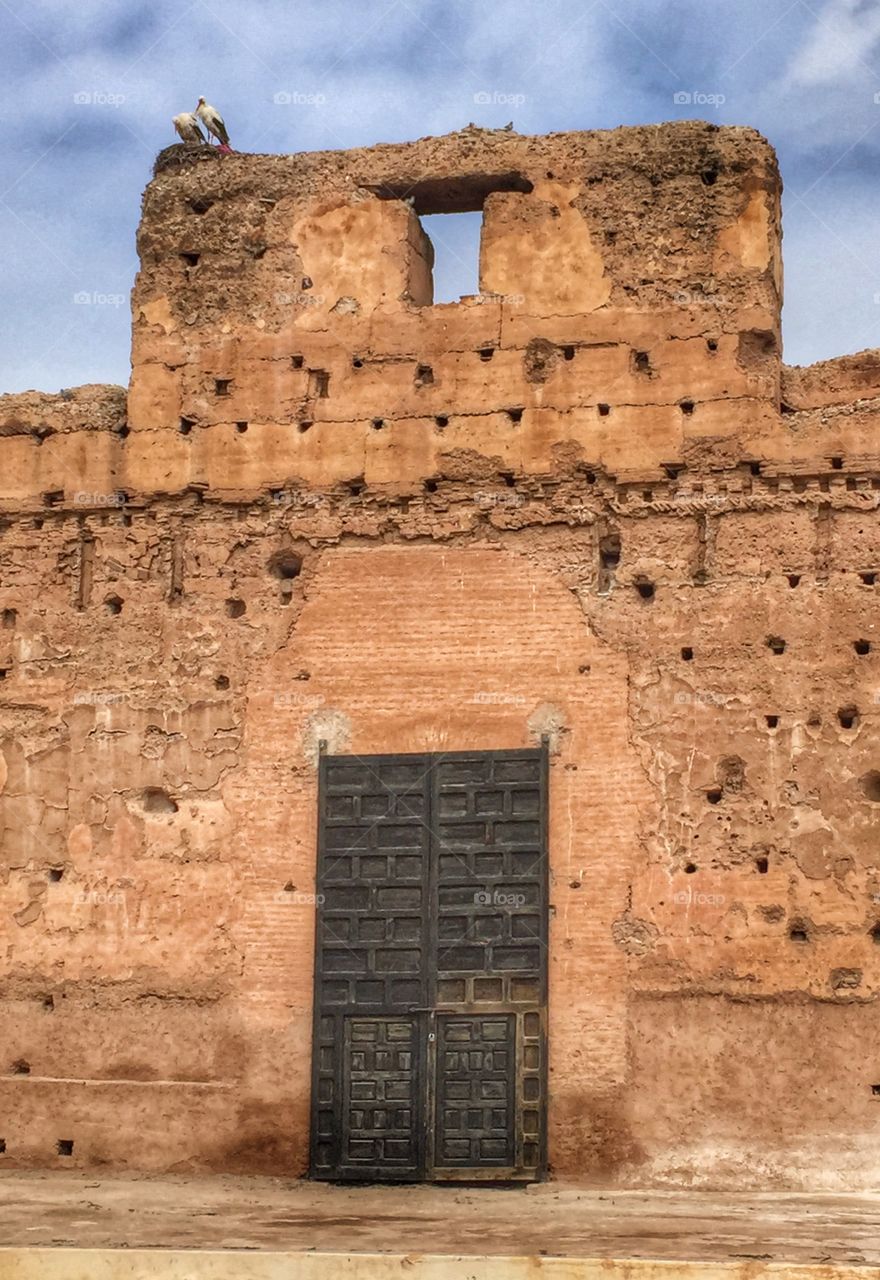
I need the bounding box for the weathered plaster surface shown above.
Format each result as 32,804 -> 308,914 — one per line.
0,122 -> 878,1186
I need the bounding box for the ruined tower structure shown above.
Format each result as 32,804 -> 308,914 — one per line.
1,122 -> 878,1187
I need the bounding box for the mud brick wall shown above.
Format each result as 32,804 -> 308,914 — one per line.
0,121 -> 878,1187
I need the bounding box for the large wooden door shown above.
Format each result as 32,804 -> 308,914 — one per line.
309,748 -> 548,1182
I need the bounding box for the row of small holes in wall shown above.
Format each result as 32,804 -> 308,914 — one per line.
746,459 -> 864,477
700,711 -> 864,732
179,418 -> 247,435
669,873 -> 880,939
776,573 -> 877,591
189,403 -> 686,428
280,411 -> 528,436
707,768 -> 880,803
635,479 -> 880,504
681,640 -> 872,659
0,1140 -> 74,1155
175,411 -> 875,448
286,349 -> 701,414
615,575 -> 880,612
675,704 -> 868,735
640,458 -> 880,491
94,556 -> 303,623
19,520 -> 880,617
786,923 -> 880,946
680,651 -> 789,733
348,344 -> 720,373
351,348 -> 578,372
35,506 -> 134,535
656,897 -> 880,950
181,411 -> 537,435
12,594 -> 134,617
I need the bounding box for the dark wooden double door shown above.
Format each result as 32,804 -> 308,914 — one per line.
310,748 -> 548,1182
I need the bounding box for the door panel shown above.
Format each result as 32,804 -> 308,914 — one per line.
310,749 -> 547,1183
341,1017 -> 420,1174
433,1013 -> 515,1167
311,755 -> 431,1180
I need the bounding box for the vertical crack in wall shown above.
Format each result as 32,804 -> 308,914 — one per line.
169,527 -> 185,603
693,512 -> 716,584
75,530 -> 94,611
814,502 -> 832,582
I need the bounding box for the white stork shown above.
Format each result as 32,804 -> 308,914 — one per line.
196,97 -> 231,149
172,112 -> 207,144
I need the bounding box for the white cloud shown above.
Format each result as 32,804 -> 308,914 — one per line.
786,0 -> 880,86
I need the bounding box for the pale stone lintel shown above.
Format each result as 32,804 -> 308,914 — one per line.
0,1253 -> 877,1280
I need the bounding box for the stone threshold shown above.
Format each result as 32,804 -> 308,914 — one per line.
1,1252 -> 878,1280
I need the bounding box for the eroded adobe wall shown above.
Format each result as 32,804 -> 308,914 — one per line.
0,122 -> 878,1188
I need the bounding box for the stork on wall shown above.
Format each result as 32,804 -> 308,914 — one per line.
172,112 -> 207,144
196,98 -> 233,152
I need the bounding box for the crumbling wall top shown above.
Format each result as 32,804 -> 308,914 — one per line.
137,121 -> 783,335
6,124 -> 880,507
0,384 -> 126,440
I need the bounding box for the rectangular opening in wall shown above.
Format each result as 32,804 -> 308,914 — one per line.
368,172 -> 533,307
420,212 -> 483,304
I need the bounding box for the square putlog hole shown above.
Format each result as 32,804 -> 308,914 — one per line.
308,369 -> 330,398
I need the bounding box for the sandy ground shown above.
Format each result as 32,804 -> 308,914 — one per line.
0,1174 -> 877,1266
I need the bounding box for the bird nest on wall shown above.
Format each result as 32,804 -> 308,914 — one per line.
153,142 -> 225,177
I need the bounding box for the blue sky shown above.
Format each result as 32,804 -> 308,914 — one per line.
3,0 -> 880,393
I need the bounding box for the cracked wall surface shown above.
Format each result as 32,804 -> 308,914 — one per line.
0,122 -> 878,1188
